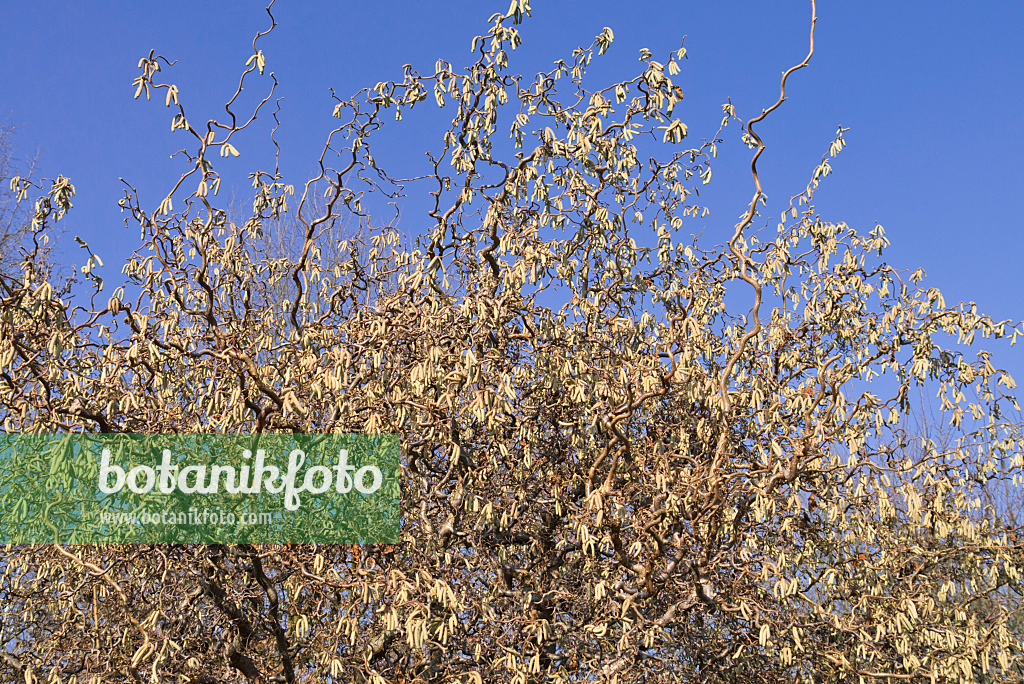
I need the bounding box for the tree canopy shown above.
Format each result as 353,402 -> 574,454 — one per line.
2,1 -> 1024,682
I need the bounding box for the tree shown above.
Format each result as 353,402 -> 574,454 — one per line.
0,120 -> 49,287
900,390 -> 1024,530
2,1 -> 1023,682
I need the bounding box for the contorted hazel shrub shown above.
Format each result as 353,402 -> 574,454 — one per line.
2,1 -> 1023,683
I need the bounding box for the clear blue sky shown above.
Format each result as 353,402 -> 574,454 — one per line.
2,1 -> 1022,383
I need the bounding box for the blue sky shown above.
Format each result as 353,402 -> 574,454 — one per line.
2,1 -> 1022,386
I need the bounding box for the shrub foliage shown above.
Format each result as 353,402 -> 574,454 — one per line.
2,2 -> 1023,682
